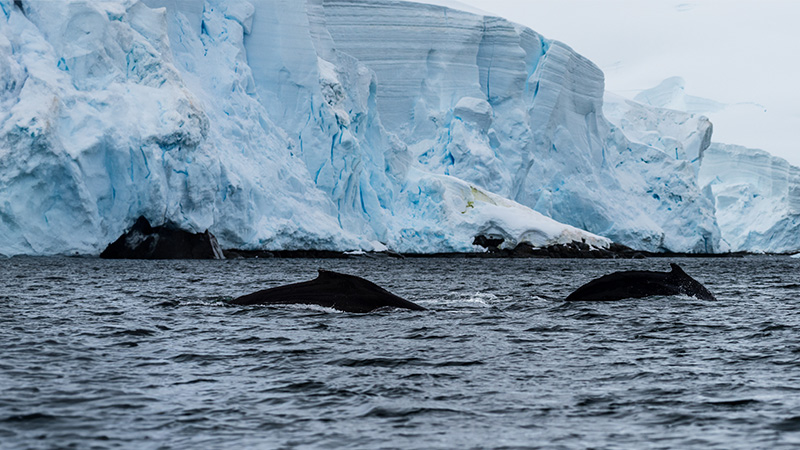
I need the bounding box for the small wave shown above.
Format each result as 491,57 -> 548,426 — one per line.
268,381 -> 327,393
155,300 -> 180,308
400,372 -> 461,381
704,398 -> 760,408
761,323 -> 792,332
465,292 -> 498,304
434,292 -> 498,309
133,361 -> 169,368
43,276 -> 68,281
89,310 -> 125,317
524,325 -> 569,333
171,353 -> 232,363
175,297 -> 235,307
598,371 -> 658,382
403,326 -> 450,340
403,332 -> 449,340
644,412 -> 698,426
529,294 -> 559,302
96,403 -> 148,411
772,415 -> 800,432
429,360 -> 484,367
568,311 -> 611,320
245,303 -> 344,314
358,406 -> 471,419
111,328 -> 157,337
2,413 -> 57,422
173,378 -> 218,385
574,394 -> 616,408
326,357 -> 422,368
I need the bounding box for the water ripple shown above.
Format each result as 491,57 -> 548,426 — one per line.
1,256 -> 800,448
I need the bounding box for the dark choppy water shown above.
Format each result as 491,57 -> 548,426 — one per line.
2,256 -> 800,449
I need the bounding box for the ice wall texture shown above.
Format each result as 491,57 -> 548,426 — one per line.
0,0 -> 614,255
0,0 -> 361,255
699,144 -> 800,253
608,78 -> 800,254
603,92 -> 713,172
0,0 -> 721,255
322,0 -> 720,253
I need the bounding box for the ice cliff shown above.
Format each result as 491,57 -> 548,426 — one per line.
607,77 -> 800,254
698,144 -> 800,254
0,0 -> 726,256
321,1 -> 720,253
603,91 -> 713,172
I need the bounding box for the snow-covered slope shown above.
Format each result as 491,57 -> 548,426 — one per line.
0,0 -> 723,256
698,144 -> 800,254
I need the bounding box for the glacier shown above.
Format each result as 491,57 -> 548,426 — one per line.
0,0 -> 732,256
603,90 -> 713,172
611,77 -> 800,254
698,144 -> 800,254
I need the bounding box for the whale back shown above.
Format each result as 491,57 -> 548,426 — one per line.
666,263 -> 716,300
565,263 -> 715,301
231,270 -> 426,313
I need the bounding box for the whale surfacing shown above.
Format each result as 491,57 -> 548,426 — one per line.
565,263 -> 716,301
230,270 -> 426,313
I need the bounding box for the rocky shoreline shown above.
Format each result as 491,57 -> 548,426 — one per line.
97,217 -> 754,260
222,246 -> 749,260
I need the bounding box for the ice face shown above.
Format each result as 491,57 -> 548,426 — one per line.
0,0 -> 355,255
606,78 -> 800,254
604,91 -> 714,171
323,1 -> 721,253
0,0 -> 728,255
698,143 -> 800,254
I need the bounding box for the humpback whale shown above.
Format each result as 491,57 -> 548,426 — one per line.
565,263 -> 716,301
230,270 -> 426,313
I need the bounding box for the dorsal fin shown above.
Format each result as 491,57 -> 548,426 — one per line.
317,269 -> 352,280
316,270 -> 381,289
669,263 -> 687,276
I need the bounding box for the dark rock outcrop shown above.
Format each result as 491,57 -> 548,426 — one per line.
473,235 -> 505,252
100,216 -> 224,259
471,236 -> 638,258
511,241 -> 636,258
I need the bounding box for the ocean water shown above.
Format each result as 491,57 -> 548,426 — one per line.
1,256 -> 800,449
